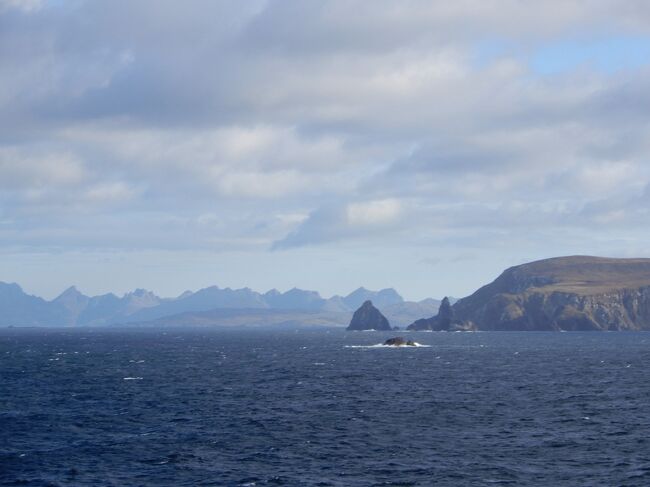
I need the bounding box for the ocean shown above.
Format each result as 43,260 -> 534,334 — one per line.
2,328 -> 650,486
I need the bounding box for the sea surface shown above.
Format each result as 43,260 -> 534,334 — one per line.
2,328 -> 650,486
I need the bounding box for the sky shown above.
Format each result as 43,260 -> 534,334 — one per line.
2,0 -> 650,301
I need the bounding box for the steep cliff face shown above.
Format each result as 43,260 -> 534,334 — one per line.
451,256 -> 650,331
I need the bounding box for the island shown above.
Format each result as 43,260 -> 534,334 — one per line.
347,300 -> 392,331
383,337 -> 417,346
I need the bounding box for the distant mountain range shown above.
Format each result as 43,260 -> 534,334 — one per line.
9,255 -> 650,331
0,282 -> 443,328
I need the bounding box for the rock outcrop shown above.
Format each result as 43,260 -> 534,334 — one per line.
407,297 -> 474,331
347,300 -> 391,331
383,337 -> 417,346
432,256 -> 650,331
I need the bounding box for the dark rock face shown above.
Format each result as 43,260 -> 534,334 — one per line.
447,256 -> 650,331
347,300 -> 391,331
383,337 -> 417,346
407,296 -> 472,331
436,297 -> 453,330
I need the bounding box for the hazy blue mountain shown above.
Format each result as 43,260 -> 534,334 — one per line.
0,282 -> 62,327
125,286 -> 269,323
125,308 -> 351,329
53,286 -> 90,326
319,295 -> 350,313
177,290 -> 194,300
126,292 -> 434,329
0,282 -> 164,327
382,299 -> 441,328
121,289 -> 162,314
0,280 -> 439,328
76,289 -> 162,325
129,286 -> 405,323
76,293 -> 122,325
264,288 -> 326,310
417,297 -> 442,307
341,287 -> 404,310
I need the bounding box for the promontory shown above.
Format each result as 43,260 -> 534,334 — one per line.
408,256 -> 650,331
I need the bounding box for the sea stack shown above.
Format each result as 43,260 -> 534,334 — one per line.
347,300 -> 391,331
436,297 -> 454,330
407,296 -> 467,331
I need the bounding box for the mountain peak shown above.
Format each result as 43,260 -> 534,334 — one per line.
123,289 -> 160,309
55,286 -> 86,301
343,287 -> 404,310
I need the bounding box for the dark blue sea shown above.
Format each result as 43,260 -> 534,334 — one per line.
2,328 -> 650,486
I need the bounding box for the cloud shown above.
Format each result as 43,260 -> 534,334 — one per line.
273,199 -> 406,249
346,199 -> 402,226
215,170 -> 313,198
2,0 -> 650,270
0,148 -> 86,189
0,0 -> 42,13
83,181 -> 138,204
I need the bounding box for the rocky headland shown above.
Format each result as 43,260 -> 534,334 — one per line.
409,256 -> 650,331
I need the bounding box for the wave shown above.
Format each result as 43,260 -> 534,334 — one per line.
344,343 -> 430,348
123,377 -> 143,380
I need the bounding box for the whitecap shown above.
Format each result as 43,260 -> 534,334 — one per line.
123,377 -> 143,380
344,343 -> 430,348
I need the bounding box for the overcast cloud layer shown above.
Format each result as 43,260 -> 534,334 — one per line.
2,0 -> 650,300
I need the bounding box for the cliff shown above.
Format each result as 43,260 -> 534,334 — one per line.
448,256 -> 650,331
